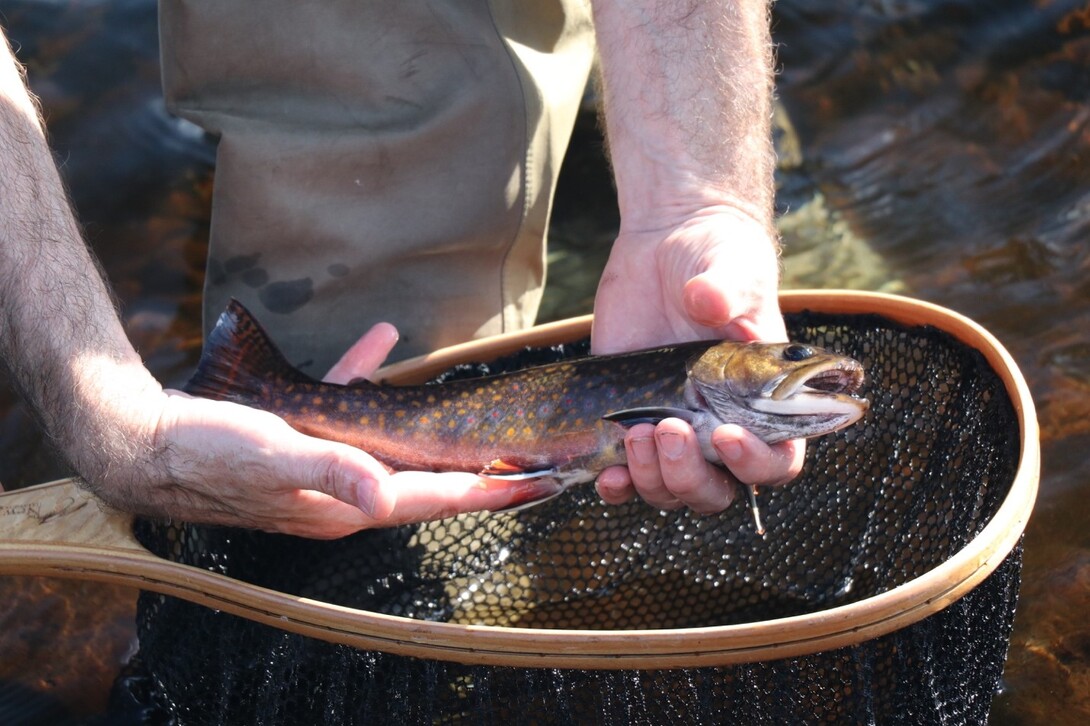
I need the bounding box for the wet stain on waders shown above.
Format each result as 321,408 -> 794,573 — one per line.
259,278 -> 314,314
224,253 -> 261,274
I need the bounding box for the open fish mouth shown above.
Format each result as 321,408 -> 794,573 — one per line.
753,359 -> 869,417
791,364 -> 866,396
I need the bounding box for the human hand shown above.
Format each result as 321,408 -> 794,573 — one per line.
591,207 -> 805,514
84,323 -> 558,540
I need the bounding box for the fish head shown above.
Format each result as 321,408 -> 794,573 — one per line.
686,341 -> 869,444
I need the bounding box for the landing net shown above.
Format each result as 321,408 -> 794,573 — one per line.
113,311 -> 1026,725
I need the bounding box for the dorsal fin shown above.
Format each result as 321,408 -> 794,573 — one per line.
183,299 -> 316,402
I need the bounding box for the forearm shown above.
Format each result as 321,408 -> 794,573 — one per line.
0,30 -> 162,491
590,0 -> 776,235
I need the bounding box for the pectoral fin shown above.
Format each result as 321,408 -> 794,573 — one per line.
602,407 -> 696,428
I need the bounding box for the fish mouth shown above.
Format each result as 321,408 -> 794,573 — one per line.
752,359 -> 869,417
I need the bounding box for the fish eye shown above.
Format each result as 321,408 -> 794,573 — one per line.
783,344 -> 814,362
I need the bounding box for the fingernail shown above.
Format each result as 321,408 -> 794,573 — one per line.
657,431 -> 686,460
718,441 -> 743,465
357,478 -> 378,517
630,435 -> 656,465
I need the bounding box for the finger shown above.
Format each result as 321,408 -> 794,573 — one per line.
624,423 -> 684,510
276,446 -> 544,534
620,422 -> 667,493
712,424 -> 805,487
595,465 -> 636,505
278,458 -> 567,536
370,471 -> 564,526
323,322 -> 399,384
652,418 -> 736,514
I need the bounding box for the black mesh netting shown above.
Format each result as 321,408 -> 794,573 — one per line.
112,311 -> 1026,725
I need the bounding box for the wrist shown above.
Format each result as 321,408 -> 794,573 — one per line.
60,352 -> 167,499
606,131 -> 775,237
613,201 -> 778,257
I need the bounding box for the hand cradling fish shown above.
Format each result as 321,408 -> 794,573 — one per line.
185,300 -> 869,534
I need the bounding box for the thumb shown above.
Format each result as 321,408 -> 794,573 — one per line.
682,264 -> 786,343
291,438 -> 398,520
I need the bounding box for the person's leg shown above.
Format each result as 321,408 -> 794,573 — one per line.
159,0 -> 594,372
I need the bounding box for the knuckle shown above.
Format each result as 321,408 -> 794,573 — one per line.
308,450 -> 356,504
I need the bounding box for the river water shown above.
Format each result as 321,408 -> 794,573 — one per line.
0,1 -> 1088,723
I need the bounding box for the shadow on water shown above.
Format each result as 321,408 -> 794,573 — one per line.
1,0 -> 1088,722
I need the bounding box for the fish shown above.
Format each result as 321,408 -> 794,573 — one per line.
185,300 -> 869,530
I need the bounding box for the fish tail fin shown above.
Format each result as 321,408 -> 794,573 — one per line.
183,299 -> 314,402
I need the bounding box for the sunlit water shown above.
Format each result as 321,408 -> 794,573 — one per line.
1,0 -> 1088,723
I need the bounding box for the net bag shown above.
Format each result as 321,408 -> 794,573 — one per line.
114,291 -> 1038,725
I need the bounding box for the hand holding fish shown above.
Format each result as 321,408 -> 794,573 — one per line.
588,0 -> 798,518
591,207 -> 806,515
144,393 -> 561,539
142,323 -> 575,539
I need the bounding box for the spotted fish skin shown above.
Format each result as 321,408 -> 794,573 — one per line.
185,301 -> 868,503
185,301 -> 691,479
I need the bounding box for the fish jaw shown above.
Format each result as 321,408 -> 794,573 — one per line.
687,342 -> 870,444
690,379 -> 868,445
752,356 -> 869,424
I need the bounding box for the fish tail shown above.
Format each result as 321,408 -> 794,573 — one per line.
183,299 -> 314,402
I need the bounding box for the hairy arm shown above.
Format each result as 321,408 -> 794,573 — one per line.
0,29 -> 538,537
591,0 -> 776,242
588,0 -> 803,511
0,31 -> 163,490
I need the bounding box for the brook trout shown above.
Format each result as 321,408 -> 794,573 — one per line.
185,301 -> 869,526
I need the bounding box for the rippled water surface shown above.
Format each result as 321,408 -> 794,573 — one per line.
1,0 -> 1089,723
